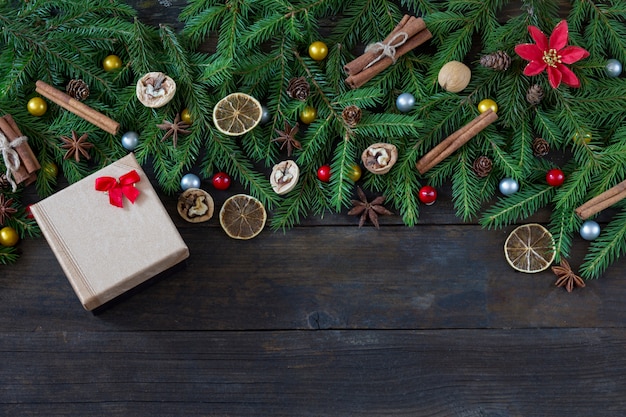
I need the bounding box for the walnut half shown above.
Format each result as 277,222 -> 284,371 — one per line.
177,188 -> 214,223
362,143 -> 398,174
136,72 -> 177,108
270,160 -> 299,195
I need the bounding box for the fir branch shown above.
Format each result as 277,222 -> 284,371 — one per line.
0,246 -> 19,265
450,146 -> 482,221
480,184 -> 556,229
580,209 -> 626,279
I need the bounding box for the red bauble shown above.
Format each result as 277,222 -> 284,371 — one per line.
317,165 -> 331,182
418,185 -> 437,205
212,172 -> 232,190
25,204 -> 35,219
546,168 -> 565,186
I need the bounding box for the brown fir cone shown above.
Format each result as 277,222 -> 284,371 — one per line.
472,156 -> 493,178
532,137 -> 550,157
342,105 -> 362,127
480,51 -> 511,71
286,76 -> 310,101
0,173 -> 9,189
66,79 -> 90,101
526,84 -> 544,105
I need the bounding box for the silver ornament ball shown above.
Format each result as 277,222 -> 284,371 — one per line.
580,220 -> 601,241
605,59 -> 622,78
180,173 -> 201,191
396,92 -> 416,113
121,131 -> 140,151
499,178 -> 519,196
261,105 -> 271,124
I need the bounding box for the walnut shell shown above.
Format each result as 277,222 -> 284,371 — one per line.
136,72 -> 177,108
177,188 -> 214,223
437,61 -> 471,93
270,160 -> 299,195
361,143 -> 398,175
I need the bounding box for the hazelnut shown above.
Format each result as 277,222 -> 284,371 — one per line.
438,61 -> 471,93
361,143 -> 398,175
270,160 -> 299,195
177,188 -> 214,223
136,72 -> 177,108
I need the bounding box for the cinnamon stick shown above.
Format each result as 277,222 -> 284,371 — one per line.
575,179 -> 626,220
0,115 -> 40,173
416,109 -> 498,175
35,80 -> 120,135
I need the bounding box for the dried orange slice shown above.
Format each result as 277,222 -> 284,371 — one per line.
504,223 -> 555,273
212,93 -> 262,136
219,194 -> 267,240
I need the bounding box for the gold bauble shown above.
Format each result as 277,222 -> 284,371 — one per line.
102,54 -> 122,72
0,226 -> 19,247
478,98 -> 498,114
299,106 -> 317,124
181,108 -> 193,124
308,41 -> 329,61
438,61 -> 471,93
42,161 -> 59,178
27,97 -> 47,116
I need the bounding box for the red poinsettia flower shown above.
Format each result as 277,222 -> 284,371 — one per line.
514,20 -> 589,89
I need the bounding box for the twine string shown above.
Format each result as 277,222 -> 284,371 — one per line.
364,31 -> 409,70
0,133 -> 28,192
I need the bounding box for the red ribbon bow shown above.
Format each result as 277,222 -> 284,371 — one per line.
95,170 -> 141,208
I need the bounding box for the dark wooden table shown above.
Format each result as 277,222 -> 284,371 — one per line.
3,2 -> 626,416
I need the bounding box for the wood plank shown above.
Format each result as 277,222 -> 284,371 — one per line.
2,329 -> 625,416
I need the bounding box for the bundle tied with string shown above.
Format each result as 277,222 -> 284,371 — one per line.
0,114 -> 40,191
344,15 -> 432,89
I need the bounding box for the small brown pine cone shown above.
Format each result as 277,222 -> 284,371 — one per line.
0,174 -> 9,190
287,76 -> 310,101
532,137 -> 550,157
66,79 -> 90,101
480,51 -> 511,71
472,156 -> 493,178
342,105 -> 362,127
526,84 -> 544,105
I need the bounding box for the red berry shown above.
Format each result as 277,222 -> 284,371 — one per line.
546,168 -> 565,187
317,165 -> 331,182
212,171 -> 231,190
418,185 -> 437,205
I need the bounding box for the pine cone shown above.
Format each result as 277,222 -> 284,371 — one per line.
0,174 -> 9,190
66,79 -> 90,101
532,137 -> 550,157
526,84 -> 544,105
342,105 -> 362,127
472,156 -> 493,178
287,77 -> 309,101
480,51 -> 511,71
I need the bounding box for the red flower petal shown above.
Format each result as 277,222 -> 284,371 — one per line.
547,66 -> 562,89
560,45 -> 590,64
528,25 -> 548,51
549,20 -> 569,51
557,64 -> 581,88
515,44 -> 544,62
523,60 -> 547,76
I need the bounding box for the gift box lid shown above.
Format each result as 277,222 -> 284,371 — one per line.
30,153 -> 189,311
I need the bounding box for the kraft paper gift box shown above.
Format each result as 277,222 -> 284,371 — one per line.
30,153 -> 189,311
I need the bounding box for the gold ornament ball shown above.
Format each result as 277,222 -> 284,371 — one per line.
27,97 -> 47,116
0,226 -> 19,247
308,41 -> 328,61
103,54 -> 122,72
478,98 -> 498,114
299,106 -> 317,124
573,131 -> 592,144
438,61 -> 471,93
347,164 -> 362,182
42,161 -> 59,178
181,108 -> 193,124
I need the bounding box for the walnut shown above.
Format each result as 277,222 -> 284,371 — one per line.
361,143 -> 398,175
437,61 -> 471,93
270,160 -> 299,195
136,72 -> 177,108
177,188 -> 214,223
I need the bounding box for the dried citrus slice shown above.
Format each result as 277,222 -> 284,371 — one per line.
504,223 -> 555,273
212,93 -> 262,136
219,194 -> 267,240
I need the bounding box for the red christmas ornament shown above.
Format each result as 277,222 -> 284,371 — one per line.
25,204 -> 35,219
418,185 -> 437,205
317,165 -> 331,183
514,20 -> 589,89
212,172 -> 231,190
546,168 -> 565,186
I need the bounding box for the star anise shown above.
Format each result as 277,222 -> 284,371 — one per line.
157,113 -> 191,148
272,122 -> 301,156
60,131 -> 93,162
0,194 -> 17,225
348,186 -> 392,229
552,258 -> 586,293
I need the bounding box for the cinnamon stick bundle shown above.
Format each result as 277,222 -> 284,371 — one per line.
575,179 -> 626,220
344,15 -> 432,89
416,109 -> 498,175
35,80 -> 120,135
0,114 -> 38,187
